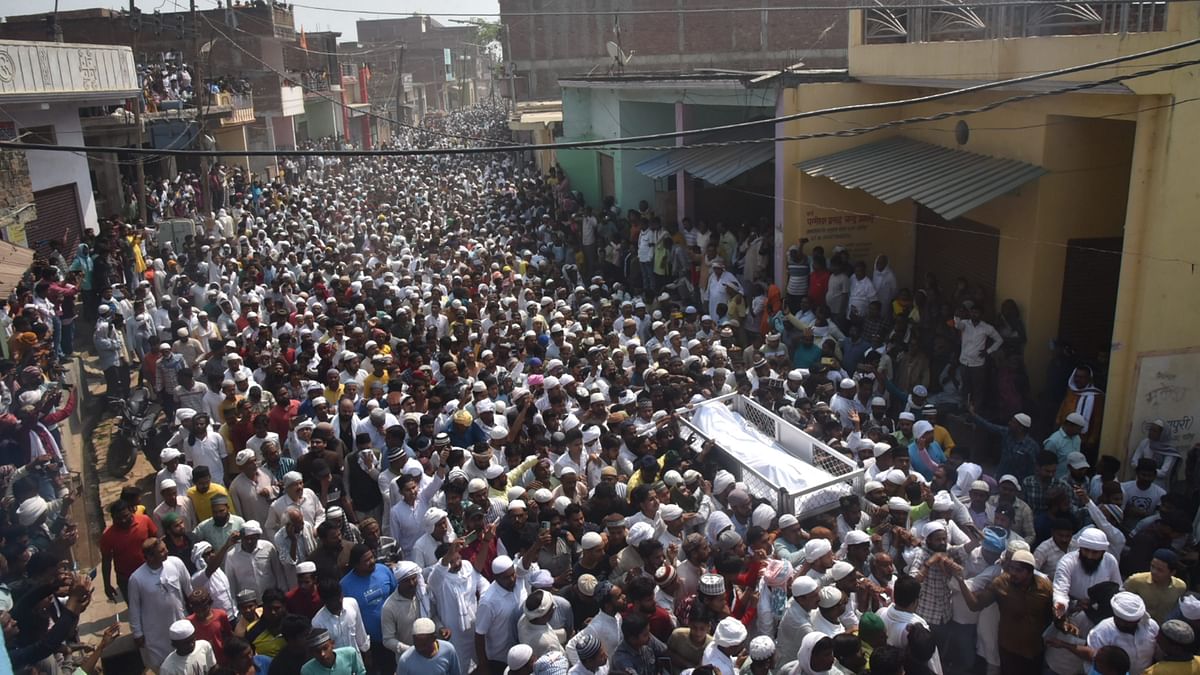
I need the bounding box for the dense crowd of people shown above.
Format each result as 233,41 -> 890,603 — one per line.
1,104 -> 1198,675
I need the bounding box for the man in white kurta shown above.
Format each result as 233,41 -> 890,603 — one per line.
428,547 -> 488,675
273,506 -> 318,589
128,539 -> 194,670
1051,527 -> 1123,615
389,472 -> 444,558
705,262 -> 742,319
159,620 -> 217,675
223,521 -> 287,601
312,589 -> 371,654
265,472 -> 324,538
411,508 -> 456,572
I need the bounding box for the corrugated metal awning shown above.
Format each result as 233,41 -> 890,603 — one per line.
797,136 -> 1047,220
636,124 -> 774,186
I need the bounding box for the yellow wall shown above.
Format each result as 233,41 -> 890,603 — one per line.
779,83 -> 919,288
781,14 -> 1200,462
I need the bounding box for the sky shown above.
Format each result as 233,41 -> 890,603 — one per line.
43,0 -> 502,42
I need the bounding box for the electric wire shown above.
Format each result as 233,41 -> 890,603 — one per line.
4,42 -> 1197,158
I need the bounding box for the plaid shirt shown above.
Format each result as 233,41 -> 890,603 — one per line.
1021,475 -> 1070,514
909,544 -> 966,625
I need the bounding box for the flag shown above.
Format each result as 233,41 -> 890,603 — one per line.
362,64 -> 371,82
299,28 -> 307,50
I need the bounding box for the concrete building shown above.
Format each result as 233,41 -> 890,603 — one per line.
500,0 -> 849,102
0,38 -> 139,254
285,30 -> 347,142
776,1 -> 1200,464
555,70 -> 843,230
1,5 -> 303,176
347,15 -> 492,122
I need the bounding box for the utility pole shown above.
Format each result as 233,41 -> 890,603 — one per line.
131,0 -> 148,226
192,0 -> 212,217
504,23 -> 516,112
394,45 -> 405,130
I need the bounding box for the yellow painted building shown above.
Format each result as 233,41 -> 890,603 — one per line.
778,2 -> 1200,465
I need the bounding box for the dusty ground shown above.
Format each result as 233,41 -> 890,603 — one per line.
66,343 -> 158,667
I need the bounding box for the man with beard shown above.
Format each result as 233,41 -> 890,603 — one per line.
953,549 -> 1054,674
1081,591 -> 1160,674
905,521 -> 967,666
381,561 -> 429,658
775,576 -> 820,669
475,555 -> 533,675
1052,527 -> 1123,618
194,494 -> 245,550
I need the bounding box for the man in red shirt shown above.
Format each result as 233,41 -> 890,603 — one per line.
188,586 -> 233,665
284,561 -> 321,618
267,388 -> 300,439
100,499 -> 158,601
624,575 -> 675,643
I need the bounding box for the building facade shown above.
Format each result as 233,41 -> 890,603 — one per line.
346,15 -> 492,125
1,5 -> 300,177
0,38 -> 139,252
776,1 -> 1200,464
500,0 -> 849,102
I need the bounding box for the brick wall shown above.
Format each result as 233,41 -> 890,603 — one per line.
0,150 -> 38,237
500,0 -> 849,100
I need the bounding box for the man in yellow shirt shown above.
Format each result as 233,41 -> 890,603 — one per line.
1143,620 -> 1200,674
1125,549 -> 1188,623
188,465 -> 234,523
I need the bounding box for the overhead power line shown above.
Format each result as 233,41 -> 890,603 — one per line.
3,47 -> 1197,159
284,0 -> 1198,17
61,33 -> 1194,157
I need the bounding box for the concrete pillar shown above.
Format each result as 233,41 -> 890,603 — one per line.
774,91 -> 787,289
675,101 -> 693,224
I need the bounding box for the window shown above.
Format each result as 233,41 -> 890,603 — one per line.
18,126 -> 55,145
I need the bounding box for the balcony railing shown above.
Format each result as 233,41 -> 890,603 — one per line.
862,1 -> 1166,44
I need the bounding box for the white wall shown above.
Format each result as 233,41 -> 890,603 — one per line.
1,103 -> 99,233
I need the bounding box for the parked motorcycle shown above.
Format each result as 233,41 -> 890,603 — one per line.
107,385 -> 164,475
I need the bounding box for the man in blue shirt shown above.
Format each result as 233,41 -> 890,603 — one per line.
1044,412 -> 1085,480
340,544 -> 397,673
791,327 -> 822,369
397,618 -> 460,675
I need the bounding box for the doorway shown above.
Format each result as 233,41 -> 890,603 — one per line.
914,205 -> 1000,312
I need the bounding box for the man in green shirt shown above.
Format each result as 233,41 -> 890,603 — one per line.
194,494 -> 245,550
301,629 -> 366,675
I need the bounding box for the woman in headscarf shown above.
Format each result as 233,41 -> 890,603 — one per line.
1130,419 -> 1180,488
791,632 -> 836,675
1056,365 -> 1104,450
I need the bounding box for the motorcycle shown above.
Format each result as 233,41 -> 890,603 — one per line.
108,385 -> 164,475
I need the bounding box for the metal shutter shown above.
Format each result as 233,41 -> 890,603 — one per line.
914,204 -> 1000,312
26,184 -> 82,257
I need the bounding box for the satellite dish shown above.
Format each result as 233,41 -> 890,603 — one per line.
604,41 -> 634,74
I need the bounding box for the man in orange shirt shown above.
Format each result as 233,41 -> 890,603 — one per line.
100,498 -> 159,601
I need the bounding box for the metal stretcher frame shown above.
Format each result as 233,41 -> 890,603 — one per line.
676,392 -> 866,517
